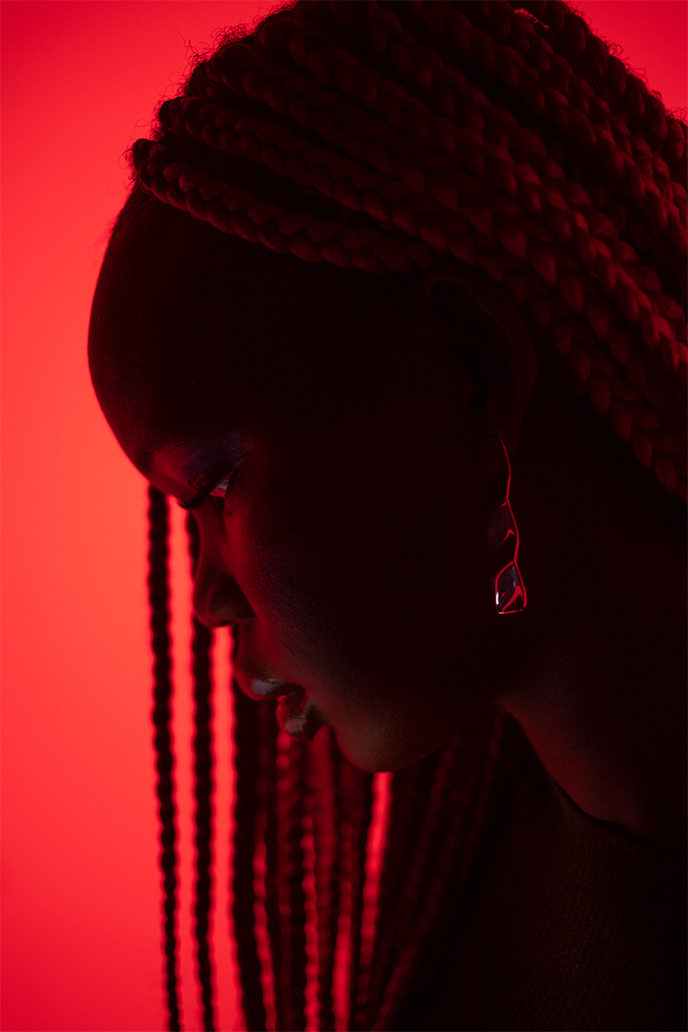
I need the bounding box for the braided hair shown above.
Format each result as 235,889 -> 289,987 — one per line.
131,0 -> 686,501
147,487 -> 182,1031
136,2 -> 687,1028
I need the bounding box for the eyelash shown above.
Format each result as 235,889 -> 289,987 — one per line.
207,461 -> 244,511
209,475 -> 232,498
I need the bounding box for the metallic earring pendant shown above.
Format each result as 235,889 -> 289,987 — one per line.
488,436 -> 527,614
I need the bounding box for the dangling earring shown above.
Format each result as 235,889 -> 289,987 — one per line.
487,436 -> 527,614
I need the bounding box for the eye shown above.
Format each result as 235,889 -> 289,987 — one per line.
209,474 -> 232,499
207,459 -> 245,508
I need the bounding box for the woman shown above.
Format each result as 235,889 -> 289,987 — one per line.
88,1 -> 686,1029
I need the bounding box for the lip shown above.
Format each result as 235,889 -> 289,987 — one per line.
234,668 -> 324,740
241,675 -> 302,701
275,687 -> 323,741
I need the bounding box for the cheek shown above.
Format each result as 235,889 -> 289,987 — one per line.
230,434 -> 494,765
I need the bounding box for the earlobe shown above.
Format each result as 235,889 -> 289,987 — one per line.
422,260 -> 538,452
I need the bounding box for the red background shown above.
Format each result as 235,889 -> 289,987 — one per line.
1,3 -> 685,1030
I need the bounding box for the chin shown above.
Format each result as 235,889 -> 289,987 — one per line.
333,721 -> 448,774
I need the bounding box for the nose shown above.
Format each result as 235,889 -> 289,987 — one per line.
187,513 -> 255,628
193,562 -> 255,628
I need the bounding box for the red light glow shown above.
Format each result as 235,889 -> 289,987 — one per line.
2,3 -> 685,1029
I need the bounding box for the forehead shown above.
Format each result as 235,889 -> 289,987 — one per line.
88,196 -> 425,474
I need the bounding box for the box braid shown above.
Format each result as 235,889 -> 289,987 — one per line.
308,727 -> 340,1030
338,757 -> 375,1027
380,709 -> 537,1031
270,732 -> 309,1030
185,514 -> 216,1031
358,743 -> 456,1028
357,708 -> 504,1031
350,752 -> 437,1029
298,752 -> 319,1028
370,710 -> 508,1032
130,0 -> 686,502
148,514 -> 548,1031
147,486 -> 181,1031
230,636 -> 270,1031
253,699 -> 280,1030
137,3 -> 687,1028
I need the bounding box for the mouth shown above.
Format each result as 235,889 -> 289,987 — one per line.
236,672 -> 324,741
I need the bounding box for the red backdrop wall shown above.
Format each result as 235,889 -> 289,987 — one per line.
1,3 -> 685,1030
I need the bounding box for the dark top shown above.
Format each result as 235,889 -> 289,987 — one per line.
400,719 -> 687,1032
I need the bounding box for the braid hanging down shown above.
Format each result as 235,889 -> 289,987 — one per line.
132,0 -> 686,502
147,487 -> 182,1032
138,3 -> 687,1029
186,514 -> 217,1032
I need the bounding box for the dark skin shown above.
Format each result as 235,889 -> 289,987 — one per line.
89,198 -> 686,853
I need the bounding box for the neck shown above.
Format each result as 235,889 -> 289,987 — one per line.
499,562 -> 686,852
498,362 -> 687,855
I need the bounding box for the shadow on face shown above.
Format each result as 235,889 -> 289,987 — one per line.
88,191 -> 686,773
89,194 -> 517,770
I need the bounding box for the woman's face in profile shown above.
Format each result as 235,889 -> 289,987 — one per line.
89,200 -> 511,772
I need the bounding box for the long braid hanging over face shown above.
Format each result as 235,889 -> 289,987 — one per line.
135,4 -> 687,1030
131,0 -> 687,501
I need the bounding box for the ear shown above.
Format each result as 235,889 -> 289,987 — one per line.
422,260 -> 538,457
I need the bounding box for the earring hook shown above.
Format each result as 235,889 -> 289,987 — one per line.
488,436 -> 528,614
